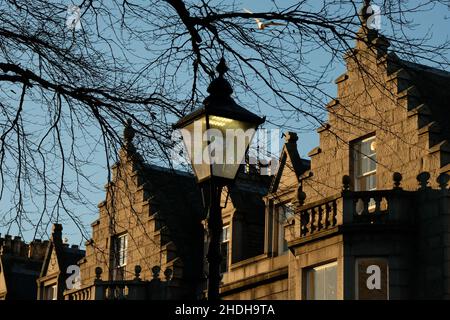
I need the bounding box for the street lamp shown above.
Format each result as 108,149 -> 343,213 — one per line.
173,58 -> 265,300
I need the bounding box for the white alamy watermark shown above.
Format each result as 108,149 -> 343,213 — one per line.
170,124 -> 280,176
366,264 -> 381,290
366,4 -> 382,30
66,4 -> 82,31
66,265 -> 81,290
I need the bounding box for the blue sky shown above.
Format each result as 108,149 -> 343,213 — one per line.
1,0 -> 449,245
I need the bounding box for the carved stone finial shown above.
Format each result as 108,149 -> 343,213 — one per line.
342,175 -> 351,191
296,185 -> 306,206
417,172 -> 431,190
393,172 -> 403,189
296,172 -> 313,206
123,118 -> 135,146
359,0 -> 372,26
95,267 -> 102,280
164,268 -> 173,281
437,173 -> 449,190
152,265 -> 161,280
134,265 -> 142,280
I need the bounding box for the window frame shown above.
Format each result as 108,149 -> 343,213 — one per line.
275,201 -> 295,255
44,284 -> 57,300
220,224 -> 230,273
352,135 -> 377,192
113,233 -> 128,268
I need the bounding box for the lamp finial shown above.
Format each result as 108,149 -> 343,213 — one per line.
206,58 -> 233,97
216,57 -> 228,78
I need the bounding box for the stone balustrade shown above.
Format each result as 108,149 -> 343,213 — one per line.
64,265 -> 173,300
295,171 -> 449,239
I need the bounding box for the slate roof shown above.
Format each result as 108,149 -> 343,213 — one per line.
0,254 -> 42,300
141,164 -> 205,284
229,165 -> 272,215
399,59 -> 450,142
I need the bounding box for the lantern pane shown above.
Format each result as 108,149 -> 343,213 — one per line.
207,115 -> 257,180
179,117 -> 211,182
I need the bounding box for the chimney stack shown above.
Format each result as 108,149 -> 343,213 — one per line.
1,235 -> 13,254
28,239 -> 48,261
12,236 -> 29,257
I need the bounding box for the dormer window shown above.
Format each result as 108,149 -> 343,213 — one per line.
352,135 -> 377,191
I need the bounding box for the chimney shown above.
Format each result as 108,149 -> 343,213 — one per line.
51,224 -> 63,242
11,236 -> 28,257
28,239 -> 48,261
2,235 -> 13,254
283,131 -> 298,144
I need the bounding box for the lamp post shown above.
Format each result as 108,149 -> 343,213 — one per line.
173,58 -> 265,300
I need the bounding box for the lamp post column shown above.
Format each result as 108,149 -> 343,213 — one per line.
206,181 -> 223,301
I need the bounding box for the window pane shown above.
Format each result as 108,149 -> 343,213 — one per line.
221,225 -> 230,273
361,140 -> 370,155
368,156 -> 376,172
114,235 -> 128,268
306,262 -> 338,300
277,203 -> 294,254
325,265 -> 337,299
353,136 -> 377,191
314,268 -> 325,300
361,157 -> 370,174
222,226 -> 230,242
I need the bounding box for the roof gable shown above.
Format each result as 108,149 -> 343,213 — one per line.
39,224 -> 84,278
270,132 -> 310,193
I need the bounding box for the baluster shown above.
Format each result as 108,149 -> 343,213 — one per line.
354,198 -> 363,216
324,202 -> 331,228
309,208 -> 315,234
317,205 -> 323,231
331,200 -> 337,226
300,210 -> 309,236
